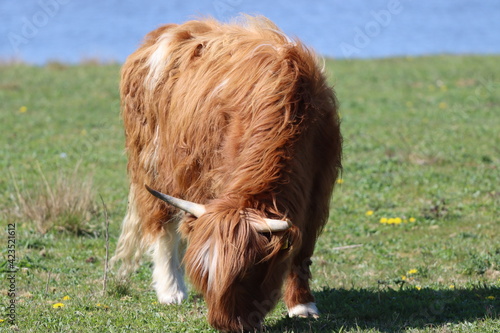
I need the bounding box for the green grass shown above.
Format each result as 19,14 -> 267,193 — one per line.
1,56 -> 499,332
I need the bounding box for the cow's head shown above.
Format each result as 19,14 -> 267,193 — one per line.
146,185 -> 299,331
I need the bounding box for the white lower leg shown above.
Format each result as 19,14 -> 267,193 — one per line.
111,185 -> 148,278
152,222 -> 187,305
288,302 -> 319,318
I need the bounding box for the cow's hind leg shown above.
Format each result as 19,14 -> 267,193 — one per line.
152,221 -> 187,304
111,184 -> 149,278
112,184 -> 186,304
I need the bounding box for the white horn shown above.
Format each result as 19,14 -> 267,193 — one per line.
252,218 -> 292,232
145,185 -> 206,218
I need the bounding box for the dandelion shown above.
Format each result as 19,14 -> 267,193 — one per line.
415,286 -> 422,291
449,285 -> 455,289
401,276 -> 407,281
336,178 -> 344,184
386,218 -> 402,224
365,210 -> 374,216
486,296 -> 496,300
62,295 -> 71,301
407,269 -> 418,275
409,217 -> 416,223
380,217 -> 388,224
438,102 -> 448,109
0,319 -> 5,323
52,303 -> 65,309
19,106 -> 27,113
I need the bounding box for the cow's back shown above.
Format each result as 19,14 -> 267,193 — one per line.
120,16 -> 341,235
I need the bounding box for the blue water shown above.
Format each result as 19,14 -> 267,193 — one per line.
1,0 -> 500,64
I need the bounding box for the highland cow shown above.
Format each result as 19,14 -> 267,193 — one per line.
111,16 -> 342,332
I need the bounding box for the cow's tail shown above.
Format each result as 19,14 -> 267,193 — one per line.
110,184 -> 149,278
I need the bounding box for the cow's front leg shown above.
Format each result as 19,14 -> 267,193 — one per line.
284,246 -> 319,318
152,222 -> 187,304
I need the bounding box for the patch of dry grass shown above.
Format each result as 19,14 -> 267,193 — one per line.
9,162 -> 99,235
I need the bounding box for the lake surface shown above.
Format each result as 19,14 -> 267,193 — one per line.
1,0 -> 500,64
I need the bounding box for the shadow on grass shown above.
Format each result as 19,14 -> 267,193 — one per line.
268,286 -> 499,332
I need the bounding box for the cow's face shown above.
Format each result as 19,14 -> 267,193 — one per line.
181,205 -> 298,331
145,186 -> 298,331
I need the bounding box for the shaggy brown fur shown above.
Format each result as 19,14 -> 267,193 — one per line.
116,16 -> 342,332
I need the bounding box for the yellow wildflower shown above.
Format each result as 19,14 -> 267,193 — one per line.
409,217 -> 416,223
387,218 -> 402,224
486,296 -> 496,300
62,295 -> 71,301
380,217 -> 388,224
449,285 -> 455,289
407,269 -> 418,275
0,319 -> 5,323
336,178 -> 344,184
52,303 -> 65,309
401,276 -> 407,281
415,286 -> 422,291
365,210 -> 374,216
19,106 -> 27,113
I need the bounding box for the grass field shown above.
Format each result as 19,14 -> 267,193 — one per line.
1,55 -> 499,332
